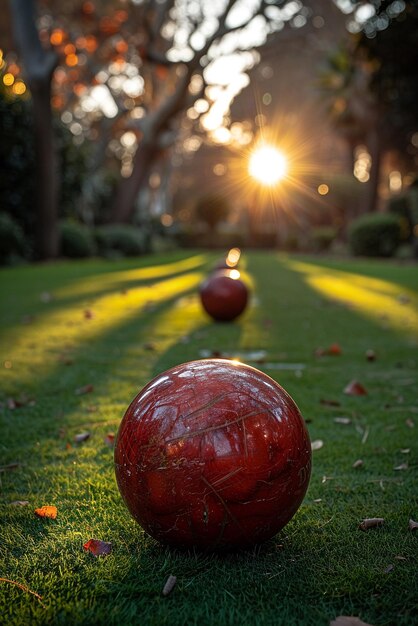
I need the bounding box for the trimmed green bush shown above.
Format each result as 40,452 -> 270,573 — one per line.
59,221 -> 95,258
311,226 -> 337,252
0,212 -> 28,265
0,88 -> 88,249
388,183 -> 418,258
0,90 -> 36,240
348,212 -> 401,257
194,194 -> 231,231
388,194 -> 412,240
95,224 -> 147,257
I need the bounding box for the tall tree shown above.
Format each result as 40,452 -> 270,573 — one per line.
110,0 -> 304,223
5,0 -> 315,240
356,0 -> 418,168
323,0 -> 418,212
9,0 -> 59,259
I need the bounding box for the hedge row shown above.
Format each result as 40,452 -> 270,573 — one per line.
0,216 -> 154,265
348,213 -> 402,257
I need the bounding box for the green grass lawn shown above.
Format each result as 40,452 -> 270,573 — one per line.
0,250 -> 417,626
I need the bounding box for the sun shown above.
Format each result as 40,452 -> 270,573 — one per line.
248,145 -> 287,186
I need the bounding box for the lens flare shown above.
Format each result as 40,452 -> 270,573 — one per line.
249,145 -> 287,186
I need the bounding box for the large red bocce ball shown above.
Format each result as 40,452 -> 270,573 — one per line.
199,269 -> 248,322
114,359 -> 311,551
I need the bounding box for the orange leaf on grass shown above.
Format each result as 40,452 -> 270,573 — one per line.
34,505 -> 58,519
83,539 -> 112,556
327,343 -> 342,356
344,380 -> 367,396
315,343 -> 342,357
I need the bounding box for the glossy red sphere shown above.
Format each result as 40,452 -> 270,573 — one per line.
114,359 -> 311,551
199,270 -> 248,322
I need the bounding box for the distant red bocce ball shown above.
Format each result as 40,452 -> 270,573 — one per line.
199,269 -> 248,322
114,359 -> 311,551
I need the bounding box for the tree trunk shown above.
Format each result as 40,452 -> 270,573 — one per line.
31,79 -> 59,258
365,127 -> 381,213
110,138 -> 159,223
9,0 -> 59,259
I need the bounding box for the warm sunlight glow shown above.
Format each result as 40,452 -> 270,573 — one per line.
286,260 -> 418,338
249,145 -> 287,186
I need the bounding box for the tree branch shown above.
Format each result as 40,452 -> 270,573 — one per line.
9,0 -> 58,84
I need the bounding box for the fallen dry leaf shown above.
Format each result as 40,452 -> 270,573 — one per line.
365,349 -> 376,362
394,555 -> 407,561
361,426 -> 369,444
84,309 -> 94,319
0,462 -> 21,473
74,432 -> 90,443
405,418 -> 414,428
311,439 -> 324,451
383,564 -> 394,574
162,574 -> 177,596
344,380 -> 368,396
320,398 -> 341,407
34,505 -> 58,519
6,395 -> 35,410
408,519 -> 418,531
394,462 -> 408,471
330,616 -> 375,626
315,343 -> 342,357
358,517 -> 384,531
83,539 -> 112,556
328,343 -> 342,356
104,433 -> 115,448
334,417 -> 351,425
352,459 -> 364,469
9,500 -> 29,506
75,384 -> 94,396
